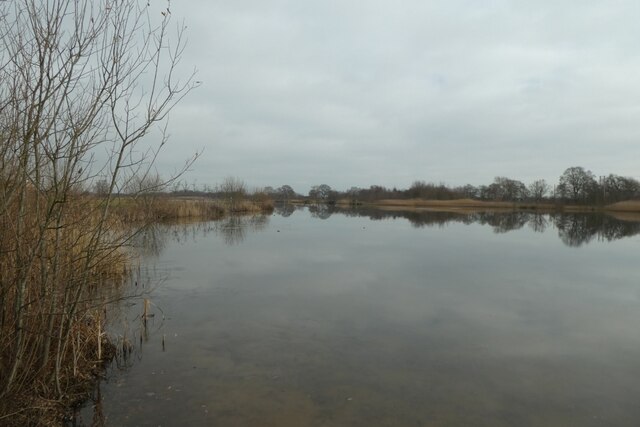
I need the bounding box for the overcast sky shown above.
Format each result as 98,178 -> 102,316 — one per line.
155,0 -> 640,193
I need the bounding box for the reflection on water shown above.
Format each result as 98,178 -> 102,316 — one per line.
77,208 -> 640,426
128,208 -> 640,249
327,206 -> 640,246
130,214 -> 271,252
275,203 -> 299,217
215,214 -> 270,245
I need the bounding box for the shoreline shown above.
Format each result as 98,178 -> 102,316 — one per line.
0,200 -> 275,426
287,198 -> 640,222
364,199 -> 571,212
327,198 -> 640,214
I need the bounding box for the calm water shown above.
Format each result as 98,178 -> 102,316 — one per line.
77,207 -> 640,426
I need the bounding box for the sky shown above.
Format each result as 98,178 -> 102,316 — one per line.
153,0 -> 640,194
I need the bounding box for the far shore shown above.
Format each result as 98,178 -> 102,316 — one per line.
290,198 -> 640,217
361,198 -> 640,212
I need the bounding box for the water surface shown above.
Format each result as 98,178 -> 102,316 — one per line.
78,208 -> 640,426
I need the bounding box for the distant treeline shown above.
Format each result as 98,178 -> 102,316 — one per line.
263,166 -> 640,205
105,167 -> 640,207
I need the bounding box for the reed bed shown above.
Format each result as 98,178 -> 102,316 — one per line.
0,191 -> 273,424
109,195 -> 274,222
606,200 -> 640,212
110,197 -> 226,222
0,193 -> 131,425
368,198 -> 610,212
0,0 -> 202,422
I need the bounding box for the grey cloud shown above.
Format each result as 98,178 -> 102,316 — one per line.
157,0 -> 640,192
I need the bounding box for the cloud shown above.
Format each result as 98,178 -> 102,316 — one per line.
157,0 -> 640,192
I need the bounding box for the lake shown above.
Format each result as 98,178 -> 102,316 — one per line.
77,207 -> 640,426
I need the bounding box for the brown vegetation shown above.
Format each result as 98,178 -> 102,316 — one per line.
0,0 -> 199,424
0,191 -> 273,424
376,198 -> 516,208
109,195 -> 274,223
334,198 -> 640,214
605,200 -> 640,212
0,192 -> 130,425
603,201 -> 640,221
369,198 -> 556,211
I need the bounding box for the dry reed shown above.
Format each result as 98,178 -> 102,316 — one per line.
0,193 -> 129,425
109,195 -> 273,222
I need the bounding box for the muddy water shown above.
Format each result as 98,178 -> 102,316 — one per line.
78,208 -> 640,426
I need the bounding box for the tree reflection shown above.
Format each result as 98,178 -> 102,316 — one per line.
475,211 -> 530,233
215,214 -> 270,245
551,213 -> 640,247
130,208 -> 640,252
130,223 -> 169,257
528,214 -> 548,233
130,214 -> 271,254
274,203 -> 297,217
553,214 -> 600,247
317,207 -> 640,247
216,216 -> 247,245
132,222 -> 219,255
308,204 -> 332,220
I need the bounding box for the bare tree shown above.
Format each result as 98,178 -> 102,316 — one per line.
479,177 -> 527,201
219,176 -> 247,211
458,184 -> 479,199
309,184 -> 333,202
558,166 -> 597,203
0,0 -> 197,418
528,179 -> 550,202
93,179 -> 111,196
602,174 -> 640,203
277,184 -> 296,202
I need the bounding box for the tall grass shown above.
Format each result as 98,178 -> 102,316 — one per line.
109,195 -> 274,222
0,0 -> 201,423
0,191 -> 131,424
